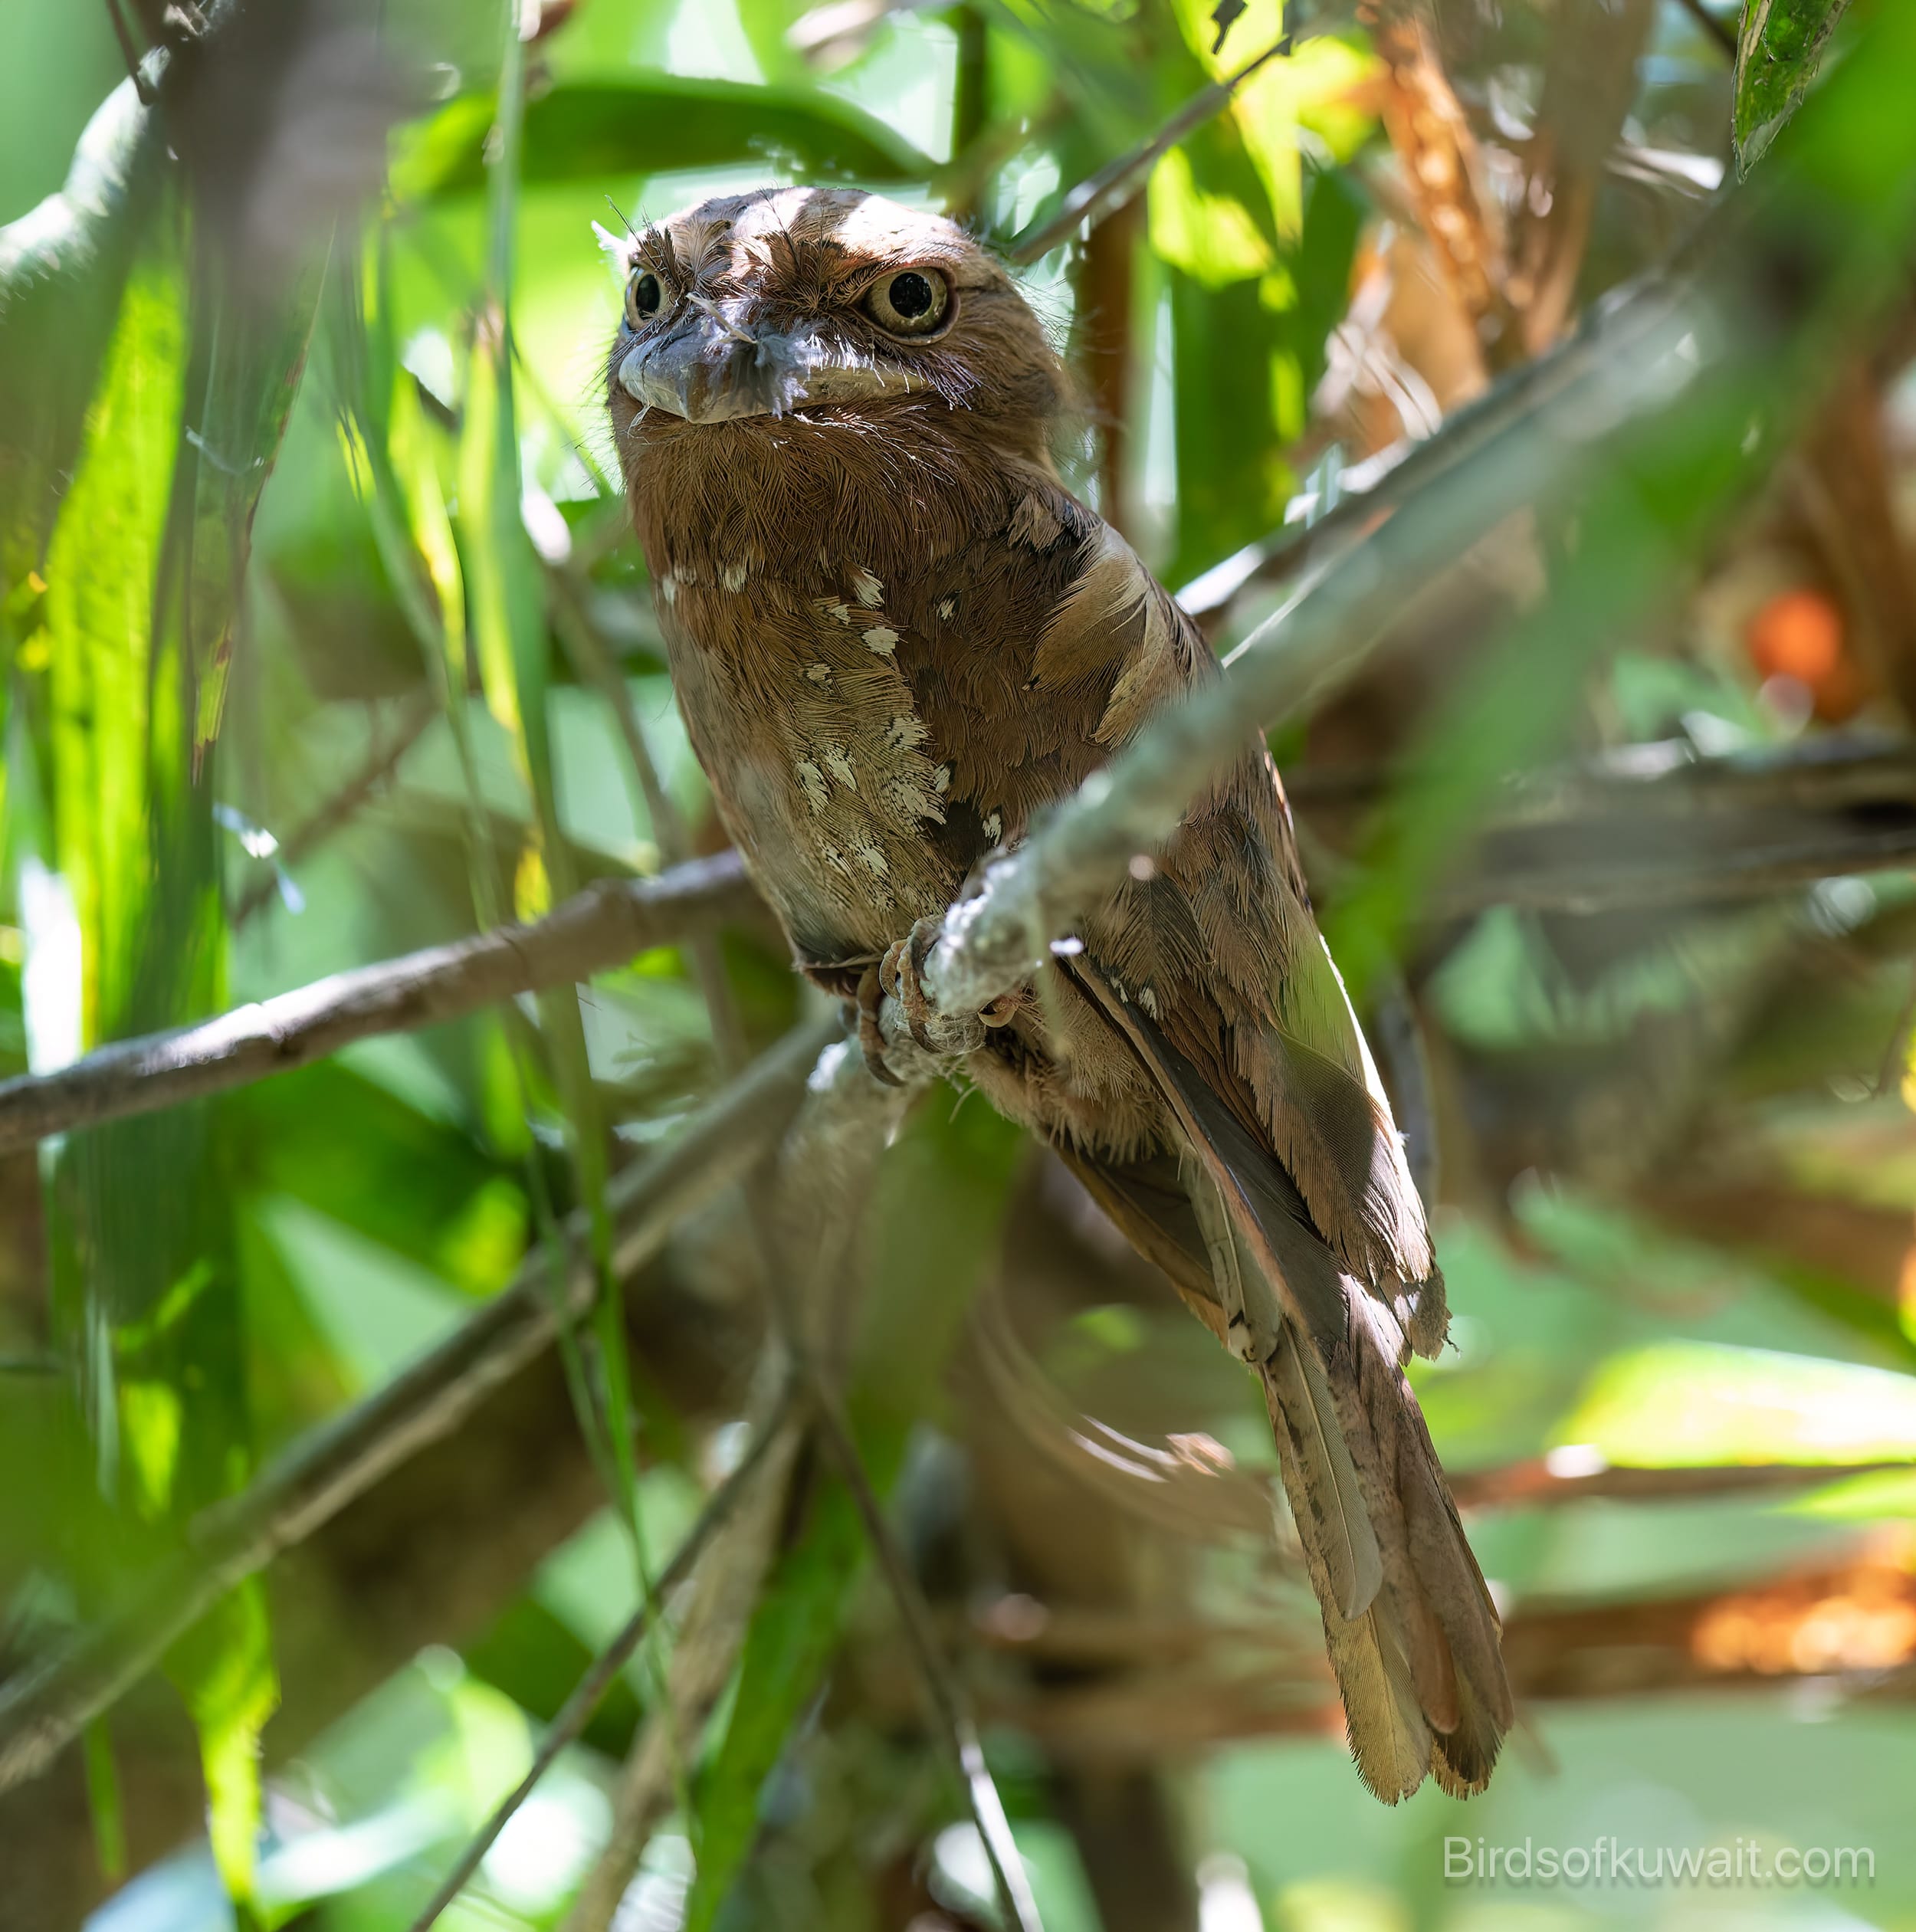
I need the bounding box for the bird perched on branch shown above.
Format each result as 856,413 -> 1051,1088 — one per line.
605,185 -> 1511,1800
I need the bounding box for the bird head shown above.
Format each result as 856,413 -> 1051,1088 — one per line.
603,186 -> 1064,448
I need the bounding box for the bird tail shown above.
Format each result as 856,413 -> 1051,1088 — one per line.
1061,959 -> 1512,1799
1257,1296 -> 1508,1799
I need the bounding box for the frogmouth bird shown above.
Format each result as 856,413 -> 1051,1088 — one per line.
605,186 -> 1511,1800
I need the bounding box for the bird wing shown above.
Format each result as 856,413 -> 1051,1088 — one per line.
1034,519 -> 1446,1345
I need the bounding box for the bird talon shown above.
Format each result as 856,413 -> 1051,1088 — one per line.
855,962 -> 904,1088
878,917 -> 992,1055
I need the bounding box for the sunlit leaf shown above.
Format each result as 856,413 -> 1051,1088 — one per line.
1558,1341 -> 1916,1468
1734,0 -> 1852,175
395,77 -> 936,202
0,77 -> 159,586
38,231 -> 279,1914
456,4 -> 646,1587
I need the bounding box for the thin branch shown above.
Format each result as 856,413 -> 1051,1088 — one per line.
557,1412 -> 802,1932
0,850 -> 760,1152
0,1017 -> 837,1795
1675,0 -> 1738,59
231,688 -> 439,927
102,0 -> 157,104
1005,36 -> 1285,264
405,1397 -> 800,1932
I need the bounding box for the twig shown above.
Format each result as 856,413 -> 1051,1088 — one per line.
0,851 -> 760,1152
557,1411 -> 802,1932
405,1398 -> 799,1932
1006,36 -> 1285,264
1438,821 -> 1916,918
231,690 -> 440,927
102,0 -> 157,103
800,1381 -> 1043,1931
0,1018 -> 836,1795
1674,0 -> 1738,59
1450,1455 -> 1913,1511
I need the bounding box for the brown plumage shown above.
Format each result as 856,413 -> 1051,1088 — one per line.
605,185 -> 1511,1800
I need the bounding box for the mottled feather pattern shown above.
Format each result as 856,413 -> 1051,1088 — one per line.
607,185 -> 1509,1799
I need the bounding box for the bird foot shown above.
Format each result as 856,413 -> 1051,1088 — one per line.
853,917 -> 1017,1086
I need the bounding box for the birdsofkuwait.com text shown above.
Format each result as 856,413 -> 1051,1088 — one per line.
1445,1837 -> 1875,1888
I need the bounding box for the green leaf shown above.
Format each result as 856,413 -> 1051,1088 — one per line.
395,77 -> 937,202
228,1061 -> 520,1292
174,1583 -> 280,1921
35,217 -> 299,1917
0,76 -> 161,586
182,243 -> 331,750
681,1475 -> 864,1932
1734,0 -> 1853,174
457,2 -> 645,1585
1558,1341 -> 1916,1468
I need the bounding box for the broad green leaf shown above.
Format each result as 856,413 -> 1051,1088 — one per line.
1734,0 -> 1852,175
38,232 -> 282,1917
1558,1341 -> 1916,1468
0,76 -> 159,587
228,1061 -> 521,1293
1150,148 -> 1275,287
43,254 -> 192,1044
395,77 -> 936,202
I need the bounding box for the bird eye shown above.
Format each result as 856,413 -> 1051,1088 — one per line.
863,268 -> 950,338
625,269 -> 664,327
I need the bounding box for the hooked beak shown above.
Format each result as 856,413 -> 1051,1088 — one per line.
616,307 -> 923,424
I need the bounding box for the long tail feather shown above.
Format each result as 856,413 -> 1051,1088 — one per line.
1063,956 -> 1513,1799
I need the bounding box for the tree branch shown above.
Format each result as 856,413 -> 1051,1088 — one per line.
0,1015 -> 836,1795
0,850 -> 760,1152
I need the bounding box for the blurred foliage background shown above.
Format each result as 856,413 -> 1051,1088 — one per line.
5,0 -> 1916,1928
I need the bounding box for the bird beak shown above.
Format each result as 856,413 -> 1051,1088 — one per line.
616,308 -> 921,423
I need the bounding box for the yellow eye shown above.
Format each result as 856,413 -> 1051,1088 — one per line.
625,268 -> 664,327
863,268 -> 950,338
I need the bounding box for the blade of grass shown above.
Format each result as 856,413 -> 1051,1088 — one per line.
460,0 -> 650,1593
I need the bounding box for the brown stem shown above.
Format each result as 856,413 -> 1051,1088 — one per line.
0,851 -> 760,1152
231,688 -> 439,927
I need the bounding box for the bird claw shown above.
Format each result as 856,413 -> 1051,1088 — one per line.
851,918 -> 1020,1086
855,961 -> 905,1089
